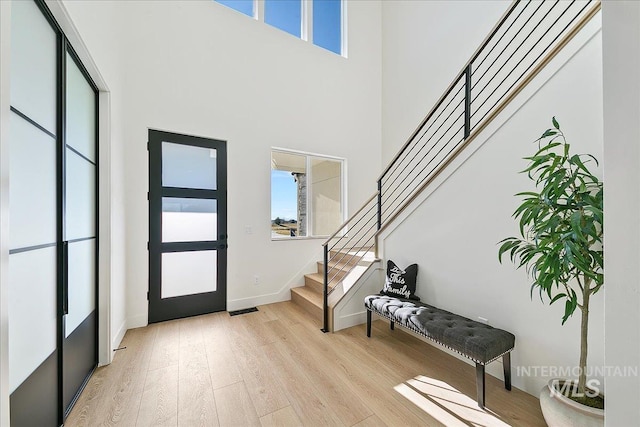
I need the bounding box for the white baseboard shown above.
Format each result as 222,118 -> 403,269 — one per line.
332,264 -> 383,332
227,286 -> 292,311
127,314 -> 147,330
111,319 -> 127,354
334,310 -> 368,330
228,250 -> 320,311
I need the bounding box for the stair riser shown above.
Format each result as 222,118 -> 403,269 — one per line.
305,276 -> 323,294
315,262 -> 349,281
290,289 -> 323,320
305,276 -> 340,293
328,251 -> 362,266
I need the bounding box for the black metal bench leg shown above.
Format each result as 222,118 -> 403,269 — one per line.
476,363 -> 485,409
366,310 -> 372,337
503,352 -> 512,391
390,321 -> 394,330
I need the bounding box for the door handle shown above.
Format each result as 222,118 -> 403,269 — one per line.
62,241 -> 69,316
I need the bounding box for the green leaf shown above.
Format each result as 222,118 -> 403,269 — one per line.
534,142 -> 562,157
570,154 -> 592,175
540,129 -> 558,139
552,117 -> 560,130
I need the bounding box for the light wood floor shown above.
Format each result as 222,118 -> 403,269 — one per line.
66,301 -> 545,427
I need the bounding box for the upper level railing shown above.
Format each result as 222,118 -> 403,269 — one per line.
321,0 -> 601,332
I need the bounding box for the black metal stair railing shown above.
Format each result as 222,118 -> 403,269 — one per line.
321,193 -> 378,332
321,0 -> 601,332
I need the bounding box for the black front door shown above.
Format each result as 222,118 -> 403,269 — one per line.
148,130 -> 227,323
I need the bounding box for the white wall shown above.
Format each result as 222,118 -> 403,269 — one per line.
0,1 -> 11,424
380,1 -> 604,397
63,0 -> 382,327
381,0 -> 508,165
602,2 -> 640,425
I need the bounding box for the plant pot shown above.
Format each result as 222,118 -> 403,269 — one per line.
539,379 -> 604,427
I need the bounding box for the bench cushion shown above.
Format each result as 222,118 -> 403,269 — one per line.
365,294 -> 515,364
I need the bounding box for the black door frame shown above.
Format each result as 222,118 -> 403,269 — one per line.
148,130 -> 227,323
59,42 -> 100,419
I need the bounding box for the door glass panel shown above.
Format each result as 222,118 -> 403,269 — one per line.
8,247 -> 57,393
162,198 -> 217,242
66,53 -> 96,163
9,112 -> 57,249
161,250 -> 217,298
10,0 -> 57,135
162,142 -> 217,190
65,148 -> 96,240
65,240 -> 96,338
63,51 -> 98,418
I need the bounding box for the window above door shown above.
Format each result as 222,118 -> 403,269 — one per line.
214,0 -> 345,56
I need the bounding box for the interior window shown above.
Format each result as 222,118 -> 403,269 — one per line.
271,150 -> 344,239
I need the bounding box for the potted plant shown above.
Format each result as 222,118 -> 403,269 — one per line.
498,118 -> 604,426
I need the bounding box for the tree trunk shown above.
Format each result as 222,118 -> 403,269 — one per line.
577,276 -> 591,395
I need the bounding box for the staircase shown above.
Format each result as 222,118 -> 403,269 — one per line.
291,248 -> 377,326
290,0 -> 601,332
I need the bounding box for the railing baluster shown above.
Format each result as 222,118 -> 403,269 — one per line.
322,243 -> 329,333
464,64 -> 472,139
377,182 -> 382,230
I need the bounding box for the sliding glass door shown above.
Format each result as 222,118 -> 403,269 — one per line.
8,0 -> 98,424
62,51 -> 98,415
9,1 -> 60,424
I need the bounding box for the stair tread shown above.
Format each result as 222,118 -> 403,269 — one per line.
305,273 -> 339,288
305,272 -> 324,281
329,250 -> 376,264
319,259 -> 355,269
317,261 -> 350,276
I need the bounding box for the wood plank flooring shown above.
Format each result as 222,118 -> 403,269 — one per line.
66,301 -> 545,427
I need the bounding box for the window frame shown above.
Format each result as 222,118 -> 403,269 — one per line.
270,147 -> 347,241
214,0 -> 347,57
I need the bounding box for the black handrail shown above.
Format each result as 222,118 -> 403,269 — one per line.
320,0 -> 600,332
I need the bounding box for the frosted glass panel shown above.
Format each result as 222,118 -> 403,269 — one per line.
162,142 -> 217,190
162,251 -> 217,298
162,198 -> 217,242
65,240 -> 96,338
66,53 -> 96,163
66,149 -> 96,240
9,112 -> 57,249
9,248 -> 57,393
10,0 -> 57,135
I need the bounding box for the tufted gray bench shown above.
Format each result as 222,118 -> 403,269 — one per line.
365,294 -> 515,409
